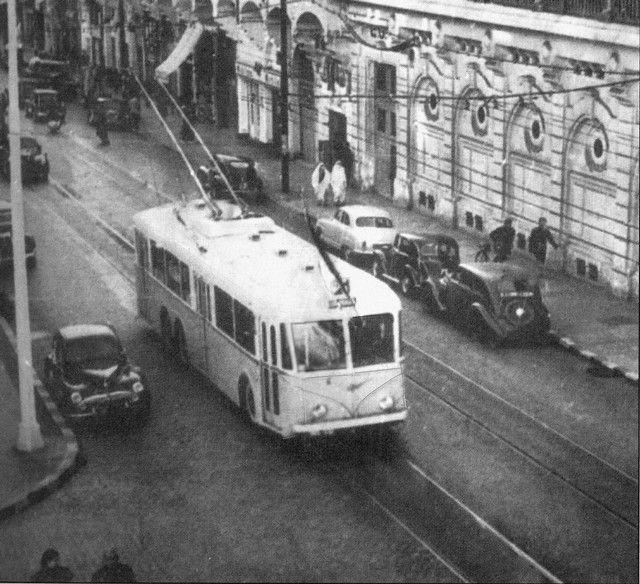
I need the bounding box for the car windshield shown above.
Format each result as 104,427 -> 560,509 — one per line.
65,335 -> 122,367
355,216 -> 393,228
349,313 -> 394,368
38,94 -> 57,107
292,320 -> 346,372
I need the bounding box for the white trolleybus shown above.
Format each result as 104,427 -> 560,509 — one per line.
132,199 -> 407,438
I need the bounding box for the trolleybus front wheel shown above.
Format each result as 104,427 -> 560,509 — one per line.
239,376 -> 257,422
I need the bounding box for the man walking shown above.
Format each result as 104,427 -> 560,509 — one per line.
91,549 -> 136,582
528,217 -> 559,264
489,218 -> 516,262
31,548 -> 74,582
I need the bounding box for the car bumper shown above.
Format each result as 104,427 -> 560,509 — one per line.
67,390 -> 148,419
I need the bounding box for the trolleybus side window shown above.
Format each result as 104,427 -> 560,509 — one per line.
135,230 -> 148,269
195,275 -> 210,320
270,325 -> 280,414
234,300 -> 255,354
349,313 -> 394,368
280,323 -> 292,370
181,263 -> 191,304
261,323 -> 270,411
214,286 -> 234,337
165,252 -> 181,297
150,240 -> 165,283
291,320 -> 346,372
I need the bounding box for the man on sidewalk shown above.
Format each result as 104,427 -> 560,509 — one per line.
311,161 -> 331,206
528,217 -> 559,264
330,160 -> 347,206
489,218 -> 515,262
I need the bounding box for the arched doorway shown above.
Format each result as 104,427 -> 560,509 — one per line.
292,12 -> 323,162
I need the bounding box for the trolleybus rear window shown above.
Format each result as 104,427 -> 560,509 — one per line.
292,320 -> 346,372
349,313 -> 394,367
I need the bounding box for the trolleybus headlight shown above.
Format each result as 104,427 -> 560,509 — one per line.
378,395 -> 394,411
311,404 -> 327,420
132,381 -> 144,394
70,392 -> 82,405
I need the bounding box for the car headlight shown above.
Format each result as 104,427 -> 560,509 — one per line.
378,395 -> 394,411
132,381 -> 144,393
70,392 -> 82,405
311,404 -> 327,420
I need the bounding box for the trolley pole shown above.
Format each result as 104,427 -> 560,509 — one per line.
279,0 -> 289,194
7,0 -> 43,452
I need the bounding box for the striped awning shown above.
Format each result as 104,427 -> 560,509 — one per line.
155,21 -> 203,82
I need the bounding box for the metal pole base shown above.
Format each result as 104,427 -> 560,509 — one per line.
16,420 -> 44,452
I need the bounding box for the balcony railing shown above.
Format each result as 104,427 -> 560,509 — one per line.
470,0 -> 639,25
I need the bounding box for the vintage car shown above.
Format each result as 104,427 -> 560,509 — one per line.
372,232 -> 460,295
196,153 -> 265,203
314,205 -> 397,265
26,57 -> 77,101
18,75 -> 48,109
43,324 -> 151,422
87,95 -> 140,130
0,136 -> 49,183
0,200 -> 36,271
25,88 -> 66,123
423,262 -> 551,345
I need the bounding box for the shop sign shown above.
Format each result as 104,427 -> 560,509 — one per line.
236,63 -> 255,79
265,70 -> 280,87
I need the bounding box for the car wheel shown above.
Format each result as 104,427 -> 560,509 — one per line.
239,376 -> 257,423
400,273 -> 414,297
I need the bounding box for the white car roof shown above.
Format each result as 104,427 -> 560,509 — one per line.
338,205 -> 392,219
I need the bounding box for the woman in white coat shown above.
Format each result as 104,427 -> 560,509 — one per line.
311,161 -> 331,206
330,160 -> 347,206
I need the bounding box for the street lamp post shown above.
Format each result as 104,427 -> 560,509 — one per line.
7,0 -> 43,452
279,0 -> 289,194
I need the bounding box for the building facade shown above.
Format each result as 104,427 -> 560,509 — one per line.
208,0 -> 639,299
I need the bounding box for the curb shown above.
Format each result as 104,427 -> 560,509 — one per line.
0,317 -> 86,522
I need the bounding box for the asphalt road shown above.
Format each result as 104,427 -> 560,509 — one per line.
0,104 -> 636,582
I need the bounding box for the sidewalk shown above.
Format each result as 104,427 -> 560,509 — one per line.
130,104 -> 640,383
0,316 -> 83,522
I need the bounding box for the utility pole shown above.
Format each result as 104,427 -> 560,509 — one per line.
279,0 -> 289,194
118,0 -> 128,69
7,0 -> 43,452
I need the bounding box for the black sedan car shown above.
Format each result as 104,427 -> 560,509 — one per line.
0,136 -> 49,183
43,324 -> 151,422
373,232 -> 460,295
423,262 -> 551,346
25,88 -> 66,123
196,153 -> 265,203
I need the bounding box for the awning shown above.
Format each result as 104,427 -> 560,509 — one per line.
155,22 -> 203,82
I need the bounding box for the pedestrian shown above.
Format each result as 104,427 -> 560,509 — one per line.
311,161 -> 331,206
528,217 -> 559,264
489,218 -> 515,262
330,160 -> 347,206
91,549 -> 136,583
31,548 -> 74,583
95,106 -> 110,146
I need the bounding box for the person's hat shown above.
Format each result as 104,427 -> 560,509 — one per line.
504,217 -> 513,224
41,548 -> 59,567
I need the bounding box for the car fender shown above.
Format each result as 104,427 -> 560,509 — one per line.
470,302 -> 504,337
422,276 -> 445,311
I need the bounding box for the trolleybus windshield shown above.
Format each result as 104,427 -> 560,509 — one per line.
349,313 -> 394,368
292,320 -> 346,372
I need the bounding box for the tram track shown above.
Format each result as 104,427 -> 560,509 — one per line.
403,340 -> 638,531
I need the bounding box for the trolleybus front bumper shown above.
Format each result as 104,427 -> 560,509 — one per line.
292,410 -> 407,435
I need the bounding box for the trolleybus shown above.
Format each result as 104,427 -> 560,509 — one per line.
132,199 -> 407,437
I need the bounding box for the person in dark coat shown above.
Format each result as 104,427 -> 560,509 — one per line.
528,217 -> 559,264
95,106 -> 110,146
31,548 -> 74,583
489,218 -> 516,262
91,549 -> 136,583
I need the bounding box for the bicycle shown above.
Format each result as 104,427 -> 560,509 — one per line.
475,242 -> 492,262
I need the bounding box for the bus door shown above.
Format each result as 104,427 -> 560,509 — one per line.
260,322 -> 281,428
134,230 -> 149,319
